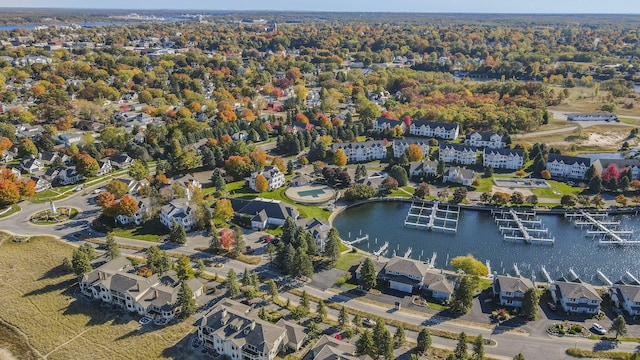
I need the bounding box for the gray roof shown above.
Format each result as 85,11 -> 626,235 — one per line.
483,148 -> 523,157
592,158 -> 640,174
276,319 -> 307,346
331,140 -> 386,152
547,154 -> 591,167
615,284 -> 640,303
424,270 -> 455,295
409,160 -> 438,174
444,166 -> 475,180
306,335 -> 372,360
439,143 -> 477,153
555,278 -> 602,301
495,275 -> 534,294
384,256 -> 430,279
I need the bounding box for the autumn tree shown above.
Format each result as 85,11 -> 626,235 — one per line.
18,138 -> 38,158
406,144 -> 424,162
220,228 -> 235,250
116,195 -> 139,217
128,159 -> 149,180
107,180 -> 129,198
333,149 -> 347,167
0,179 -> 20,206
75,152 -> 99,177
450,254 -> 488,276
214,198 -> 234,222
254,174 -> 268,193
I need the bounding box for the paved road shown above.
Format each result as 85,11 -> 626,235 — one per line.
2,181 -> 639,360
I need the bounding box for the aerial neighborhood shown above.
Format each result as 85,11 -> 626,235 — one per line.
0,7 -> 640,360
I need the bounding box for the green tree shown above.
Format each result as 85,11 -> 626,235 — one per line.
355,164 -> 368,181
352,313 -> 362,333
316,299 -> 327,322
360,257 -> 377,290
472,334 -> 484,360
393,324 -> 406,348
195,259 -> 205,278
146,246 -> 172,274
416,328 -> 432,354
242,267 -> 251,287
561,194 -> 578,207
389,165 -> 409,186
177,280 -> 196,319
75,153 -> 99,177
209,228 -> 222,253
18,138 -> 38,158
324,228 -> 341,264
176,254 -> 195,281
373,318 -> 394,360
301,290 -> 310,312
225,268 -> 240,298
513,354 -> 525,360
128,159 -> 149,180
232,226 -> 245,256
610,315 -> 628,339
62,257 -> 73,273
454,332 -> 468,359
338,305 -> 349,329
356,329 -> 375,357
452,276 -> 477,314
521,288 -> 540,321
268,279 -> 279,300
450,254 -> 488,276
78,243 -> 96,260
169,221 -> 187,244
71,248 -> 92,275
105,232 -> 120,259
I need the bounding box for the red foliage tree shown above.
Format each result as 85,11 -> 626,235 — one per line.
602,164 -> 620,182
220,228 -> 235,250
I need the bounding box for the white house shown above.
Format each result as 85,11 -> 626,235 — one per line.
551,277 -> 602,315
116,198 -> 150,226
79,256 -> 203,321
409,120 -> 459,140
593,159 -> 640,180
392,138 -> 430,158
373,117 -> 406,132
160,202 -> 196,231
297,217 -> 331,253
443,166 -> 475,186
97,159 -> 112,176
199,299 -> 304,360
249,166 -> 285,192
369,257 -> 455,300
408,160 -> 439,178
56,168 -> 84,185
610,281 -> 640,317
30,176 -> 52,193
230,198 -> 299,230
439,144 -> 477,165
483,148 -> 524,170
546,154 -> 591,180
465,131 -> 507,148
20,157 -> 44,173
0,150 -> 13,164
331,141 -> 387,163
492,275 -> 535,308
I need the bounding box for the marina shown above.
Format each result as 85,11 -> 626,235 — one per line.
492,209 -> 555,245
403,201 -> 460,233
334,201 -> 640,282
565,210 -> 640,245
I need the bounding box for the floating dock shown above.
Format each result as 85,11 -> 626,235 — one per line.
493,209 -> 555,245
565,210 -> 640,246
374,241 -> 389,257
404,201 -> 460,233
345,234 -> 368,246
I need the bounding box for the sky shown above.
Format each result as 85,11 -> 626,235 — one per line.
1,0 -> 640,14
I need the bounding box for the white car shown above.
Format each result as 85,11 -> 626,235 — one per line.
362,317 -> 376,327
592,323 -> 607,335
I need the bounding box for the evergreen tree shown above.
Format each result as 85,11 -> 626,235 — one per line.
251,271 -> 259,289
473,334 -> 484,360
281,217 -> 297,245
71,249 -> 92,275
589,176 -> 602,193
324,228 -> 341,264
513,354 -> 525,360
610,315 -> 628,339
195,259 -> 205,278
360,257 -> 377,290
305,231 -> 317,255
170,221 -> 187,244
177,280 -> 196,319
78,242 -> 97,260
268,279 -> 279,300
585,165 -> 597,180
284,243 -> 296,275
176,254 -> 195,281
242,267 -> 251,287
316,299 -> 327,322
105,232 -> 120,259
209,227 -> 222,253
389,165 -> 409,186
355,164 -> 368,181
301,290 -> 310,312
454,332 -> 468,359
298,249 -> 314,279
394,325 -> 406,348
233,226 -> 245,256
287,160 -> 294,175
62,257 -> 73,273
356,329 -> 375,357
265,242 -> 276,264
452,275 -> 476,314
338,305 -> 349,329
225,269 -> 240,298
522,288 -> 540,321
352,314 -> 362,333
373,318 -> 394,360
416,328 -> 432,354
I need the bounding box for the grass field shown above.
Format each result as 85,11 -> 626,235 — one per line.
0,204 -> 21,219
110,219 -> 169,242
0,233 -> 199,359
334,252 -> 365,271
532,180 -> 584,199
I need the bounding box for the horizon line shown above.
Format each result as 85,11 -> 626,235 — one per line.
0,7 -> 639,16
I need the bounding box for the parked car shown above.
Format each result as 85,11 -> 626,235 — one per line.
246,246 -> 255,254
547,302 -> 557,311
591,323 -> 607,335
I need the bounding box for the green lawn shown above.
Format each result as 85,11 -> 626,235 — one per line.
532,180 -> 584,199
390,185 -> 414,198
473,177 -> 494,192
0,204 -> 20,218
334,252 -> 365,271
226,180 -> 247,193
111,219 -> 169,242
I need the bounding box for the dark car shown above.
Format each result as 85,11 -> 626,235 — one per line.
246,246 -> 255,254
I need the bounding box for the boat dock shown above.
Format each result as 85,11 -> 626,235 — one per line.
374,241 -> 389,257
565,210 -> 640,245
404,201 -> 460,233
345,234 -> 369,246
540,265 -> 552,283
596,270 -> 613,287
493,209 -> 555,245
403,247 -> 412,259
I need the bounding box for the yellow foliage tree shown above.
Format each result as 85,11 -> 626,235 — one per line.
406,144 -> 423,162
450,254 -> 488,276
254,174 -> 269,193
333,149 -> 347,167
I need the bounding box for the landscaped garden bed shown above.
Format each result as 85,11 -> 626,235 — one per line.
548,322 -> 590,337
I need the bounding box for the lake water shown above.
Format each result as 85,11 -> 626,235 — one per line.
334,201 -> 640,283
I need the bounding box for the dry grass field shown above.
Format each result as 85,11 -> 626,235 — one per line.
0,234 -> 200,360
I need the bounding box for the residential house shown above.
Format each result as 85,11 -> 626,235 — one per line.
20,157 -> 44,173
492,275 -> 535,308
546,154 -> 591,180
198,299 -> 304,360
297,217 -> 331,252
439,144 -> 477,165
305,335 -> 372,360
231,131 -> 249,142
174,174 -> 202,199
116,198 -> 150,226
373,117 -> 406,133
483,148 -> 524,170
392,138 -> 430,158
593,159 -> 640,180
229,198 -> 299,230
551,277 -> 602,315
80,256 -> 203,321
159,202 -> 196,231
465,132 -> 507,148
409,120 -> 459,140
97,159 -> 112,176
56,168 -> 84,185
610,280 -> 640,317
30,176 -> 52,193
331,141 -> 387,163
356,175 -> 387,192
58,132 -> 83,146
39,151 -> 70,166
110,153 -> 134,169
249,166 -> 286,192
408,160 -> 439,178
0,150 -> 13,164
290,174 -> 312,187
275,319 -> 307,352
113,178 -> 144,194
443,166 -> 475,186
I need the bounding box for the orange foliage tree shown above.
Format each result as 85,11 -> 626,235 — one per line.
220,228 -> 235,250
254,174 -> 268,193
